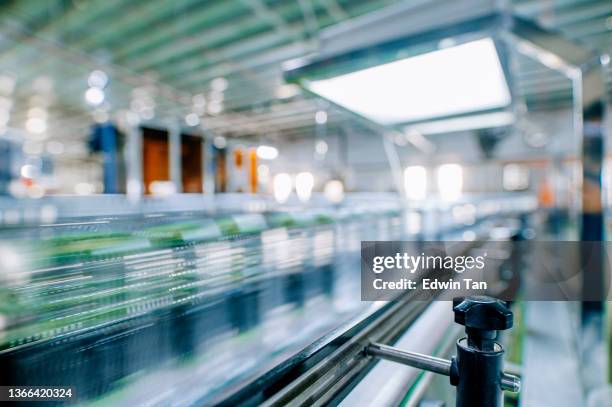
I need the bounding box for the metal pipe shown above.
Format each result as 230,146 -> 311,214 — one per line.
381,134 -> 406,197
366,342 -> 521,393
367,342 -> 451,376
124,124 -> 143,202
501,373 -> 521,393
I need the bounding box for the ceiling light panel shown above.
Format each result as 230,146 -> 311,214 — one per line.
305,38 -> 511,125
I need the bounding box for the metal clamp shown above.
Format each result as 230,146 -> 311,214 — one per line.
365,296 -> 520,407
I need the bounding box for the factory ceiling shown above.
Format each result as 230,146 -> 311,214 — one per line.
0,0 -> 610,158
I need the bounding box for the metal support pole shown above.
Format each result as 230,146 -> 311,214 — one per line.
125,124 -> 143,202
507,18 -> 608,390
169,123 -> 182,194
576,62 -> 607,391
576,63 -> 606,290
382,134 -> 405,197
203,134 -> 216,195
100,123 -> 119,194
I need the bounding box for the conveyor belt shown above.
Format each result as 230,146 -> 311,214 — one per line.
214,234 -> 523,406
0,206 -> 404,405
0,195 -> 532,406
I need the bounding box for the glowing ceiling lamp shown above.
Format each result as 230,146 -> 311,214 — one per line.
295,172 -> 314,202
257,145 -> 279,160
85,87 -> 105,106
185,113 -> 200,127
404,165 -> 427,200
273,173 -> 293,203
305,38 -> 510,125
437,163 -> 463,201
324,180 -> 344,204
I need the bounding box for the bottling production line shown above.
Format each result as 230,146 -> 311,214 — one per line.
0,192 -> 535,406
0,0 -> 611,406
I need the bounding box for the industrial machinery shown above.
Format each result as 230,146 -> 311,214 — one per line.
0,193 -> 532,405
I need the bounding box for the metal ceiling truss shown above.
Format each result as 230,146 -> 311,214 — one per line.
0,0 -> 609,155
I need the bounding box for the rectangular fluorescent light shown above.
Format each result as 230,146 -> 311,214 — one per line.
305,38 -> 511,125
404,165 -> 427,200
405,111 -> 515,135
437,163 -> 463,201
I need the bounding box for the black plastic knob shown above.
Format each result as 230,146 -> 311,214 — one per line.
453,296 -> 513,331
453,296 -> 513,351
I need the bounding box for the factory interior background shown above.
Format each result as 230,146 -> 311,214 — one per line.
0,0 -> 611,406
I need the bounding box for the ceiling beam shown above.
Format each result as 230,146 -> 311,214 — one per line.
319,0 -> 349,22
240,0 -> 303,42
